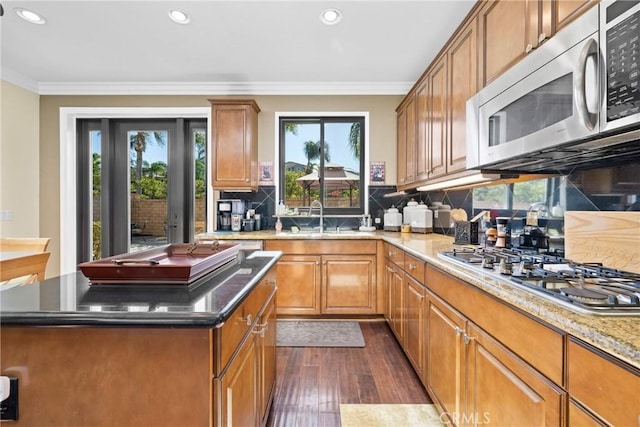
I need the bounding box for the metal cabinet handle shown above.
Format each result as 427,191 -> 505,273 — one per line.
243,314 -> 253,325
463,334 -> 475,345
538,32 -> 547,43
252,325 -> 266,337
266,279 -> 276,285
525,43 -> 534,53
455,326 -> 464,336
408,263 -> 416,270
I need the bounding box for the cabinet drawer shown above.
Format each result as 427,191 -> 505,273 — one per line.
384,243 -> 405,268
266,239 -> 376,255
404,253 -> 425,283
214,274 -> 275,376
567,338 -> 640,426
426,265 -> 564,386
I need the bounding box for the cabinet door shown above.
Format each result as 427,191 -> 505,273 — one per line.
416,80 -> 430,182
217,332 -> 259,427
405,96 -> 417,185
384,260 -> 396,322
428,55 -> 448,179
426,293 -> 465,424
404,275 -> 425,378
322,255 -> 376,315
274,255 -> 321,315
210,100 -> 259,190
479,0 -> 538,86
447,18 -> 477,174
556,0 -> 596,32
466,323 -> 566,426
567,338 -> 640,426
390,266 -> 405,342
396,106 -> 408,186
258,295 -> 277,425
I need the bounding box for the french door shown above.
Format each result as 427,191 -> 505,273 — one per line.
77,118 -> 207,262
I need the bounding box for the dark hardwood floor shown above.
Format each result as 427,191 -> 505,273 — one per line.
267,320 -> 432,427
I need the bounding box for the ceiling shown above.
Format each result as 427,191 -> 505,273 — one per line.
0,1 -> 476,95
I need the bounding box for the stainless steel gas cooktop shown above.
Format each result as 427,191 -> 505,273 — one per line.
439,247 -> 640,316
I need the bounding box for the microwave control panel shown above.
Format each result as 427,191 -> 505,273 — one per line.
606,9 -> 640,121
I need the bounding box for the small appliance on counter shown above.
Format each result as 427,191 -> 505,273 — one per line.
383,205 -> 402,232
217,199 -> 248,231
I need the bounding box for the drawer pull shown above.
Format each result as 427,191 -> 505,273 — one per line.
455,326 -> 464,336
243,314 -> 253,325
463,334 -> 475,345
252,326 -> 266,337
408,263 -> 416,270
266,279 -> 276,285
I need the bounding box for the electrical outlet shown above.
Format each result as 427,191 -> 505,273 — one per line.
0,377 -> 18,421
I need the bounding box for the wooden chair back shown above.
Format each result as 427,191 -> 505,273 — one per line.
0,252 -> 51,283
0,238 -> 51,252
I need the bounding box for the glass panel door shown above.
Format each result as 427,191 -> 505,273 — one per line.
129,129 -> 169,251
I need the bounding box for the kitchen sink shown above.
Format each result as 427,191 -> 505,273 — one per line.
276,230 -> 374,237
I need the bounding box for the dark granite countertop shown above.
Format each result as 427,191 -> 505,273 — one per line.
0,250 -> 281,328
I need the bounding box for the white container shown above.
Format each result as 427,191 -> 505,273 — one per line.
411,201 -> 433,233
384,205 -> 402,231
403,199 -> 419,226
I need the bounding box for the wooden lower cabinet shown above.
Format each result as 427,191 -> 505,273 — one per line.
272,255 -> 321,315
387,259 -> 405,341
217,331 -> 260,427
214,270 -> 277,427
322,255 -> 376,314
426,291 -> 565,426
404,274 -> 426,377
265,240 -> 377,316
426,292 -> 466,422
567,337 -> 640,426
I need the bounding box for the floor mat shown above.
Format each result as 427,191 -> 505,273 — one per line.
276,320 -> 365,347
339,404 -> 444,427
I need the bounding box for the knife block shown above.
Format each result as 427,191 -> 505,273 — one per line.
454,221 -> 479,245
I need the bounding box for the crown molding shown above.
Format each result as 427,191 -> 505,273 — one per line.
35,81 -> 412,96
1,69 -> 412,95
1,67 -> 40,93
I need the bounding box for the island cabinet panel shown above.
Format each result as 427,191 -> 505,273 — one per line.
567,337 -> 640,426
426,265 -> 564,386
265,240 -> 377,316
214,272 -> 275,375
0,327 -> 212,427
258,295 -> 277,425
404,274 -> 426,378
209,99 -> 260,191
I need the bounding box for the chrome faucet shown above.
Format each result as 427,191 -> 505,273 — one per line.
309,199 -> 323,234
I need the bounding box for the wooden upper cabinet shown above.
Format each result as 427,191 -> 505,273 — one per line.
396,105 -> 408,186
447,17 -> 478,174
555,0 -> 598,32
479,0 -> 540,87
396,95 -> 416,188
209,99 -> 260,191
428,55 -> 448,179
415,80 -> 430,182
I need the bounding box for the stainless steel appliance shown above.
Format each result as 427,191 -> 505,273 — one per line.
466,1 -> 640,173
440,247 -> 640,316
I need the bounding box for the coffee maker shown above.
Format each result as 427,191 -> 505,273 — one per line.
217,199 -> 248,231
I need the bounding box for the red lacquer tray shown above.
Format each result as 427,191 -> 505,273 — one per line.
78,241 -> 239,285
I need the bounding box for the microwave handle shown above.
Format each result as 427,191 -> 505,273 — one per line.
575,38 -> 598,131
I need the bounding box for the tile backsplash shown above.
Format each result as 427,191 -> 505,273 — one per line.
220,161 -> 640,234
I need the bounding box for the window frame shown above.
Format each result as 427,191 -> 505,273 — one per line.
275,112 -> 369,216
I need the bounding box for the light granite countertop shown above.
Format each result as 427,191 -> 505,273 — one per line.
197,230 -> 640,369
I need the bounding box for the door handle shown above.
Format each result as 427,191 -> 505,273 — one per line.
575,37 -> 599,131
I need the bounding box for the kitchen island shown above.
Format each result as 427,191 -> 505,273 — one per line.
0,250 -> 280,426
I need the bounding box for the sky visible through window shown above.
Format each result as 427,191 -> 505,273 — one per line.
285,122 -> 359,171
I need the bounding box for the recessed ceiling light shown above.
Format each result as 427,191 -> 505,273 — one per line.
15,8 -> 46,24
168,9 -> 190,24
320,8 -> 342,26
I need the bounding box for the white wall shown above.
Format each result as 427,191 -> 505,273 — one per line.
0,81 -> 40,238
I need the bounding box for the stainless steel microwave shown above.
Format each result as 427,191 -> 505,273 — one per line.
466,1 -> 640,173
